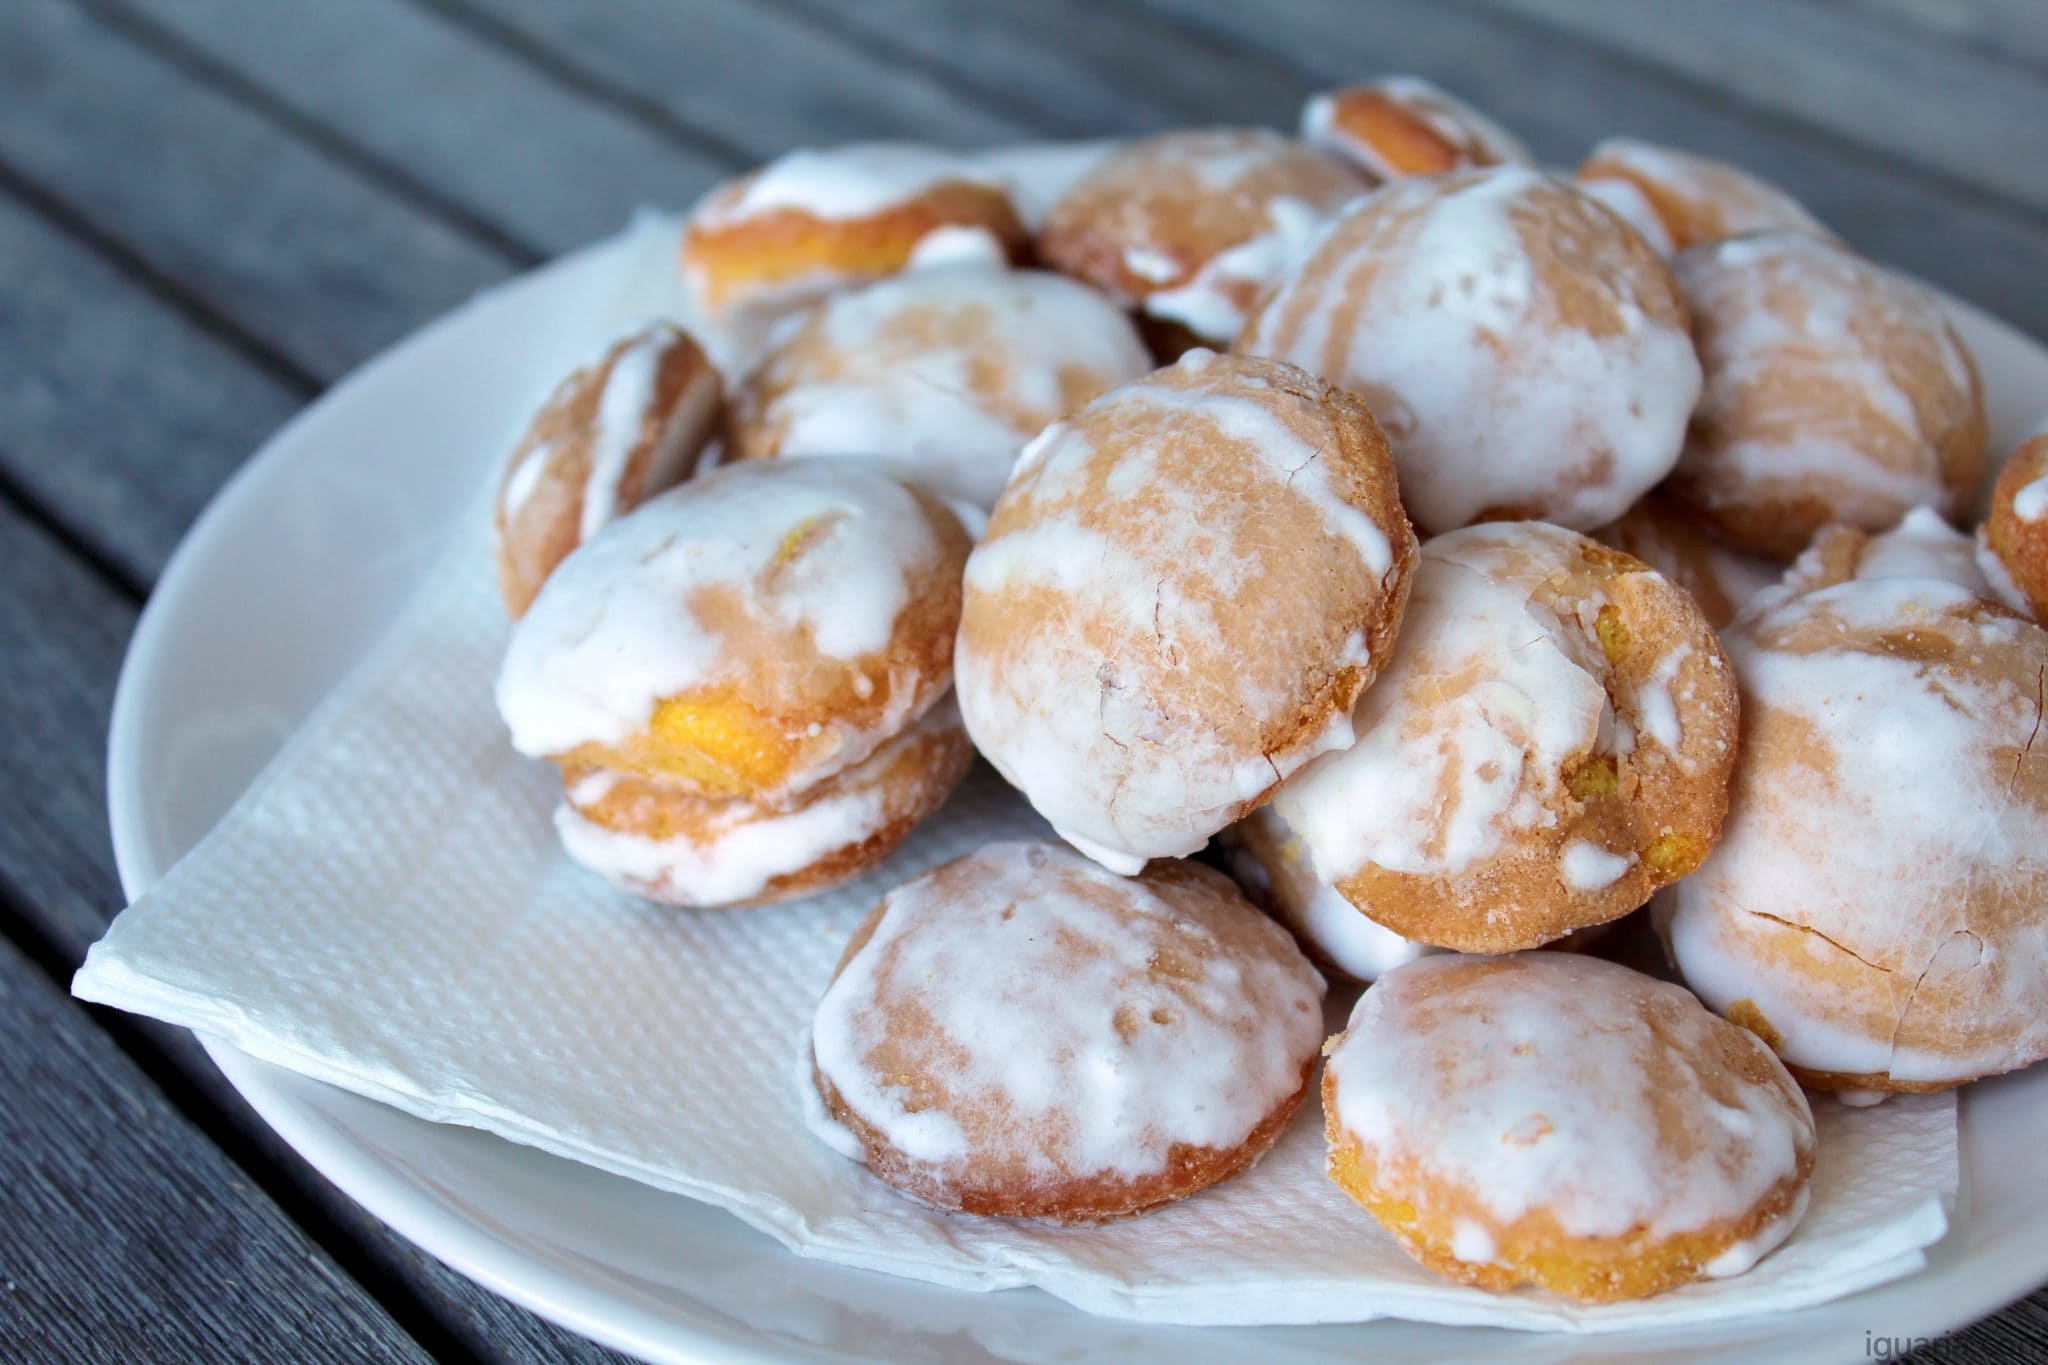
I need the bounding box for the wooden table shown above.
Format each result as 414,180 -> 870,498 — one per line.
2,1 -> 2043,1359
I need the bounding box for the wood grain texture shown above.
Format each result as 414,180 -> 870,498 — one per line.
88,0 -> 734,257
1476,0 -> 2048,218
1843,0 -> 2048,73
1120,0 -> 2048,339
0,0 -> 515,383
0,932 -> 427,1363
431,0 -> 1032,156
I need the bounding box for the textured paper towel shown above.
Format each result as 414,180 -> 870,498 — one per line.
74,210 -> 1957,1333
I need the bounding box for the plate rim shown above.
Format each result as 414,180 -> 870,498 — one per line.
102,228 -> 2048,1364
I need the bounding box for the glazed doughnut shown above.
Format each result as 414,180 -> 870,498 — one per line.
1577,139 -> 1833,257
681,143 -> 1028,319
1665,231 -> 1987,560
1221,805 -> 1439,983
1037,128 -> 1368,350
1592,494 -> 1778,629
726,266 -> 1151,508
1301,76 -> 1530,182
1668,576 -> 2048,1096
1978,431 -> 2048,621
1272,521 -> 1738,952
496,458 -> 972,804
1238,165 -> 1701,534
554,698 -> 972,909
809,841 -> 1324,1222
1324,953 -> 1816,1302
956,350 -> 1417,874
493,323 -> 722,617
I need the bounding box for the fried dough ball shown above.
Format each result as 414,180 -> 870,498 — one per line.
1577,138 -> 1834,257
1301,76 -> 1530,182
1978,432 -> 2048,621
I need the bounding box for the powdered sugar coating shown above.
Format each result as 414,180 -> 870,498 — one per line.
497,460 -> 946,758
1670,577 -> 2048,1086
812,842 -> 1324,1184
731,267 -> 1151,508
1239,165 -> 1700,533
956,352 -> 1415,873
1327,953 -> 1814,1243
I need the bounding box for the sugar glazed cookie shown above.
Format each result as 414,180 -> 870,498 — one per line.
1239,165 -> 1701,534
1038,128 -> 1367,350
955,351 -> 1418,874
1770,506 -> 1992,607
1577,139 -> 1833,258
681,144 -> 1027,320
553,698 -> 972,909
1979,432 -> 2048,621
1666,231 -> 1987,559
1668,576 -> 2048,1096
727,266 -> 1151,508
1324,953 -> 1815,1301
493,323 -> 723,617
496,459 -> 975,905
1273,522 -> 1738,952
1592,494 -> 1778,630
811,842 -> 1325,1221
1301,76 -> 1530,182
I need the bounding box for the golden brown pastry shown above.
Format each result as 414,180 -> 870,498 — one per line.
1038,128 -> 1367,350
1301,76 -> 1530,181
956,350 -> 1417,874
1665,230 -> 1987,559
1577,138 -> 1834,256
1270,521 -> 1738,952
1324,953 -> 1815,1301
1239,165 -> 1701,534
1591,494 -> 1778,629
493,324 -> 722,617
1667,574 -> 2048,1098
1978,432 -> 2048,621
809,841 -> 1324,1222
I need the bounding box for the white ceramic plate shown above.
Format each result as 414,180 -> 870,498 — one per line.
107,233 -> 2048,1364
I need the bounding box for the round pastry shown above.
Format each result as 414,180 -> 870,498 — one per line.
1665,231 -> 1987,560
1577,138 -> 1833,257
1037,128 -> 1367,350
1301,76 -> 1530,182
726,266 -> 1151,508
494,323 -> 722,617
1272,521 -> 1739,953
1238,165 -> 1701,534
1667,576 -> 2048,1096
810,841 -> 1325,1222
1222,805 -> 1439,983
1769,505 -> 1991,607
1978,431 -> 2048,621
497,458 -> 973,804
1592,494 -> 1778,629
680,143 -> 1028,320
554,698 -> 972,909
1324,953 -> 1816,1302
956,350 -> 1418,874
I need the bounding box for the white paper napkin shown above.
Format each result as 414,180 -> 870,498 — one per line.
74,212 -> 1957,1333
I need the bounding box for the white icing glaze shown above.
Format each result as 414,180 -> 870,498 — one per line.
793,1031 -> 867,1161
957,353 -> 1404,871
1703,1186 -> 1810,1278
579,326 -> 721,541
1976,526 -> 2032,613
497,459 -> 942,757
1274,523 -> 1614,884
2015,475 -> 2048,522
1450,1221 -> 1499,1266
1241,165 -> 1700,533
1301,77 -> 1531,182
810,843 -> 1324,1179
703,143 -> 998,224
1585,138 -> 1830,242
1328,953 -> 1814,1243
1670,577 -> 2048,1082
1561,841 -> 1633,892
969,139 -> 1123,233
555,699 -> 960,907
1855,506 -> 1989,592
746,267 -> 1150,508
1227,807 -> 1438,983
1578,175 -> 1676,256
1142,196 -> 1343,344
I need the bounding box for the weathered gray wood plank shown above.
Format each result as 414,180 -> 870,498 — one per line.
759,0 -> 1305,134
0,494 -> 630,1362
0,186 -> 307,587
0,931 -> 429,1363
431,0 -> 1031,156
1119,0 -> 2048,340
0,0 -> 515,384
1847,0 -> 2048,72
86,0 -> 734,257
1474,0 -> 2048,219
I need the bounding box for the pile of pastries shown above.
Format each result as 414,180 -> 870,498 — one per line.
487,76 -> 2048,1305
